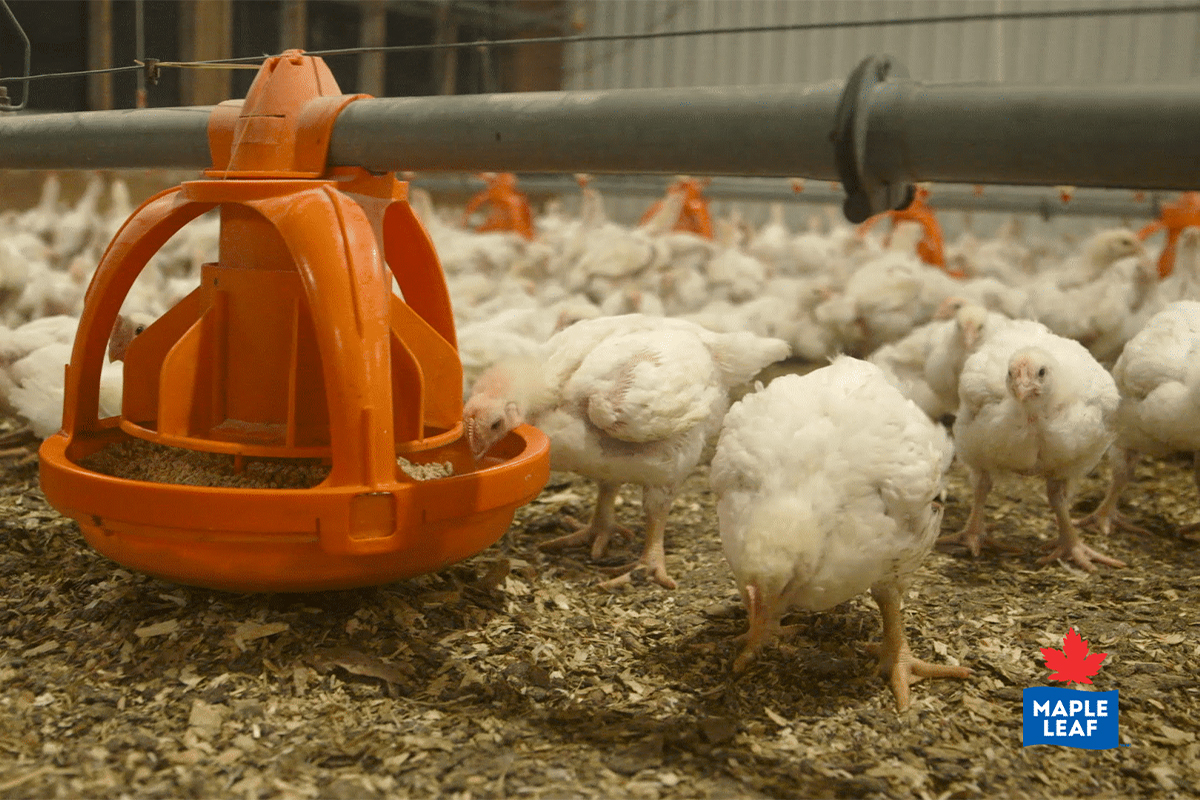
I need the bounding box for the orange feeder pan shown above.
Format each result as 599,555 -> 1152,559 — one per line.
38,52 -> 549,593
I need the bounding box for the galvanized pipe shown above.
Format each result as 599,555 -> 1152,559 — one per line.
0,105 -> 214,169
867,81 -> 1200,190
0,61 -> 1197,202
329,84 -> 846,177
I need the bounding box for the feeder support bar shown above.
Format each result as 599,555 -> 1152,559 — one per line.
0,105 -> 216,169
2,55 -> 1200,209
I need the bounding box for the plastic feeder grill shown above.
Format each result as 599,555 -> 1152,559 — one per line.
38,52 -> 550,592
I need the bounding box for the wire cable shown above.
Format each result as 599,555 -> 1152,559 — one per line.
0,0 -> 30,109
1,1 -> 1198,87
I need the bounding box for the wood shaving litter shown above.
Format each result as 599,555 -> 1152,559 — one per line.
78,439 -> 329,489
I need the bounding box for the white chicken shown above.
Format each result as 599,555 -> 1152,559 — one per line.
746,203 -> 793,274
868,300 -> 1002,422
0,315 -> 80,414
15,172 -> 61,242
1036,227 -> 1146,290
1029,244 -> 1159,363
1148,226 -> 1200,312
710,357 -> 969,710
705,219 -> 769,303
50,172 -> 104,265
923,302 -> 1010,419
7,343 -> 124,438
1078,301 -> 1200,537
463,314 -> 790,589
943,319 -> 1124,571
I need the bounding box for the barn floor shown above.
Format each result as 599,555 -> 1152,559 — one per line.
1,416 -> 1198,799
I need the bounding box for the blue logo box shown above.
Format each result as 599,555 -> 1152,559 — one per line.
1023,687 -> 1119,749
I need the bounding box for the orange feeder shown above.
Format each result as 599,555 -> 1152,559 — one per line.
640,177 -> 714,238
858,185 -> 954,276
1137,191 -> 1200,278
38,52 -> 550,592
461,172 -> 536,240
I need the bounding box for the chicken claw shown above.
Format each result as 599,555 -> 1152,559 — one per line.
865,639 -> 973,713
936,528 -> 1022,556
598,557 -> 676,591
538,515 -> 633,561
1074,507 -> 1152,537
537,483 -> 630,560
869,585 -> 971,712
1037,540 -> 1127,572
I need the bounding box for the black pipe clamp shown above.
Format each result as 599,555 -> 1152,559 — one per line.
832,55 -> 914,223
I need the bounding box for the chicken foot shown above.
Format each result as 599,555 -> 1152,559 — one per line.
539,482 -> 632,560
1074,447 -> 1153,536
936,469 -> 1021,556
599,484 -> 677,590
729,582 -> 787,673
867,584 -> 971,712
1038,477 -> 1127,571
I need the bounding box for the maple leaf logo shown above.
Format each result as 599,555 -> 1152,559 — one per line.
1041,628 -> 1107,685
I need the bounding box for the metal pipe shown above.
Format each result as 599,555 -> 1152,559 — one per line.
868,80 -> 1200,190
0,105 -> 214,169
328,83 -> 846,176
0,58 -> 1197,203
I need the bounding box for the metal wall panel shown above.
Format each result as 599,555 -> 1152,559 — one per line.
564,0 -> 1200,90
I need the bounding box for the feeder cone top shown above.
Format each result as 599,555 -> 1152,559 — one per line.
208,50 -> 368,178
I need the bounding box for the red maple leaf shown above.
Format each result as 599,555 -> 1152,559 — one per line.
1041,628 -> 1107,685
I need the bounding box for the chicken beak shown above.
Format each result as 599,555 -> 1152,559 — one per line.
465,419 -> 487,460
1009,363 -> 1039,402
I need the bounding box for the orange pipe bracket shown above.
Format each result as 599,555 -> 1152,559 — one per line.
1137,191 -> 1200,278
38,51 -> 550,592
462,172 -> 536,240
858,185 -> 954,276
640,177 -> 714,239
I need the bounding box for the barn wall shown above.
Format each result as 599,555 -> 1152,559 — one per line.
563,0 -> 1200,90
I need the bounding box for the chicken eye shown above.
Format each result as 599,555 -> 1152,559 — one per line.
1037,367 -> 1046,378
490,420 -> 503,431
134,325 -> 146,335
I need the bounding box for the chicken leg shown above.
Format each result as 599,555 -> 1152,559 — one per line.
936,469 -> 1021,556
599,484 -> 677,590
539,481 -> 631,560
730,582 -> 778,673
1075,447 -> 1153,536
868,584 -> 971,712
1038,477 -> 1127,571
1176,452 -> 1200,539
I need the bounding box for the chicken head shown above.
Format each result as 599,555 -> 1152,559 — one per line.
463,360 -> 537,459
1006,346 -> 1053,403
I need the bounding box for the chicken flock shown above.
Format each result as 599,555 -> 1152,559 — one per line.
3,171 -> 1199,711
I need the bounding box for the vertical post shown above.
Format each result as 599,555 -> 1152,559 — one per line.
509,0 -> 565,92
180,0 -> 233,106
281,0 -> 307,50
433,1 -> 458,95
87,0 -> 113,111
135,0 -> 146,108
358,0 -> 387,96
